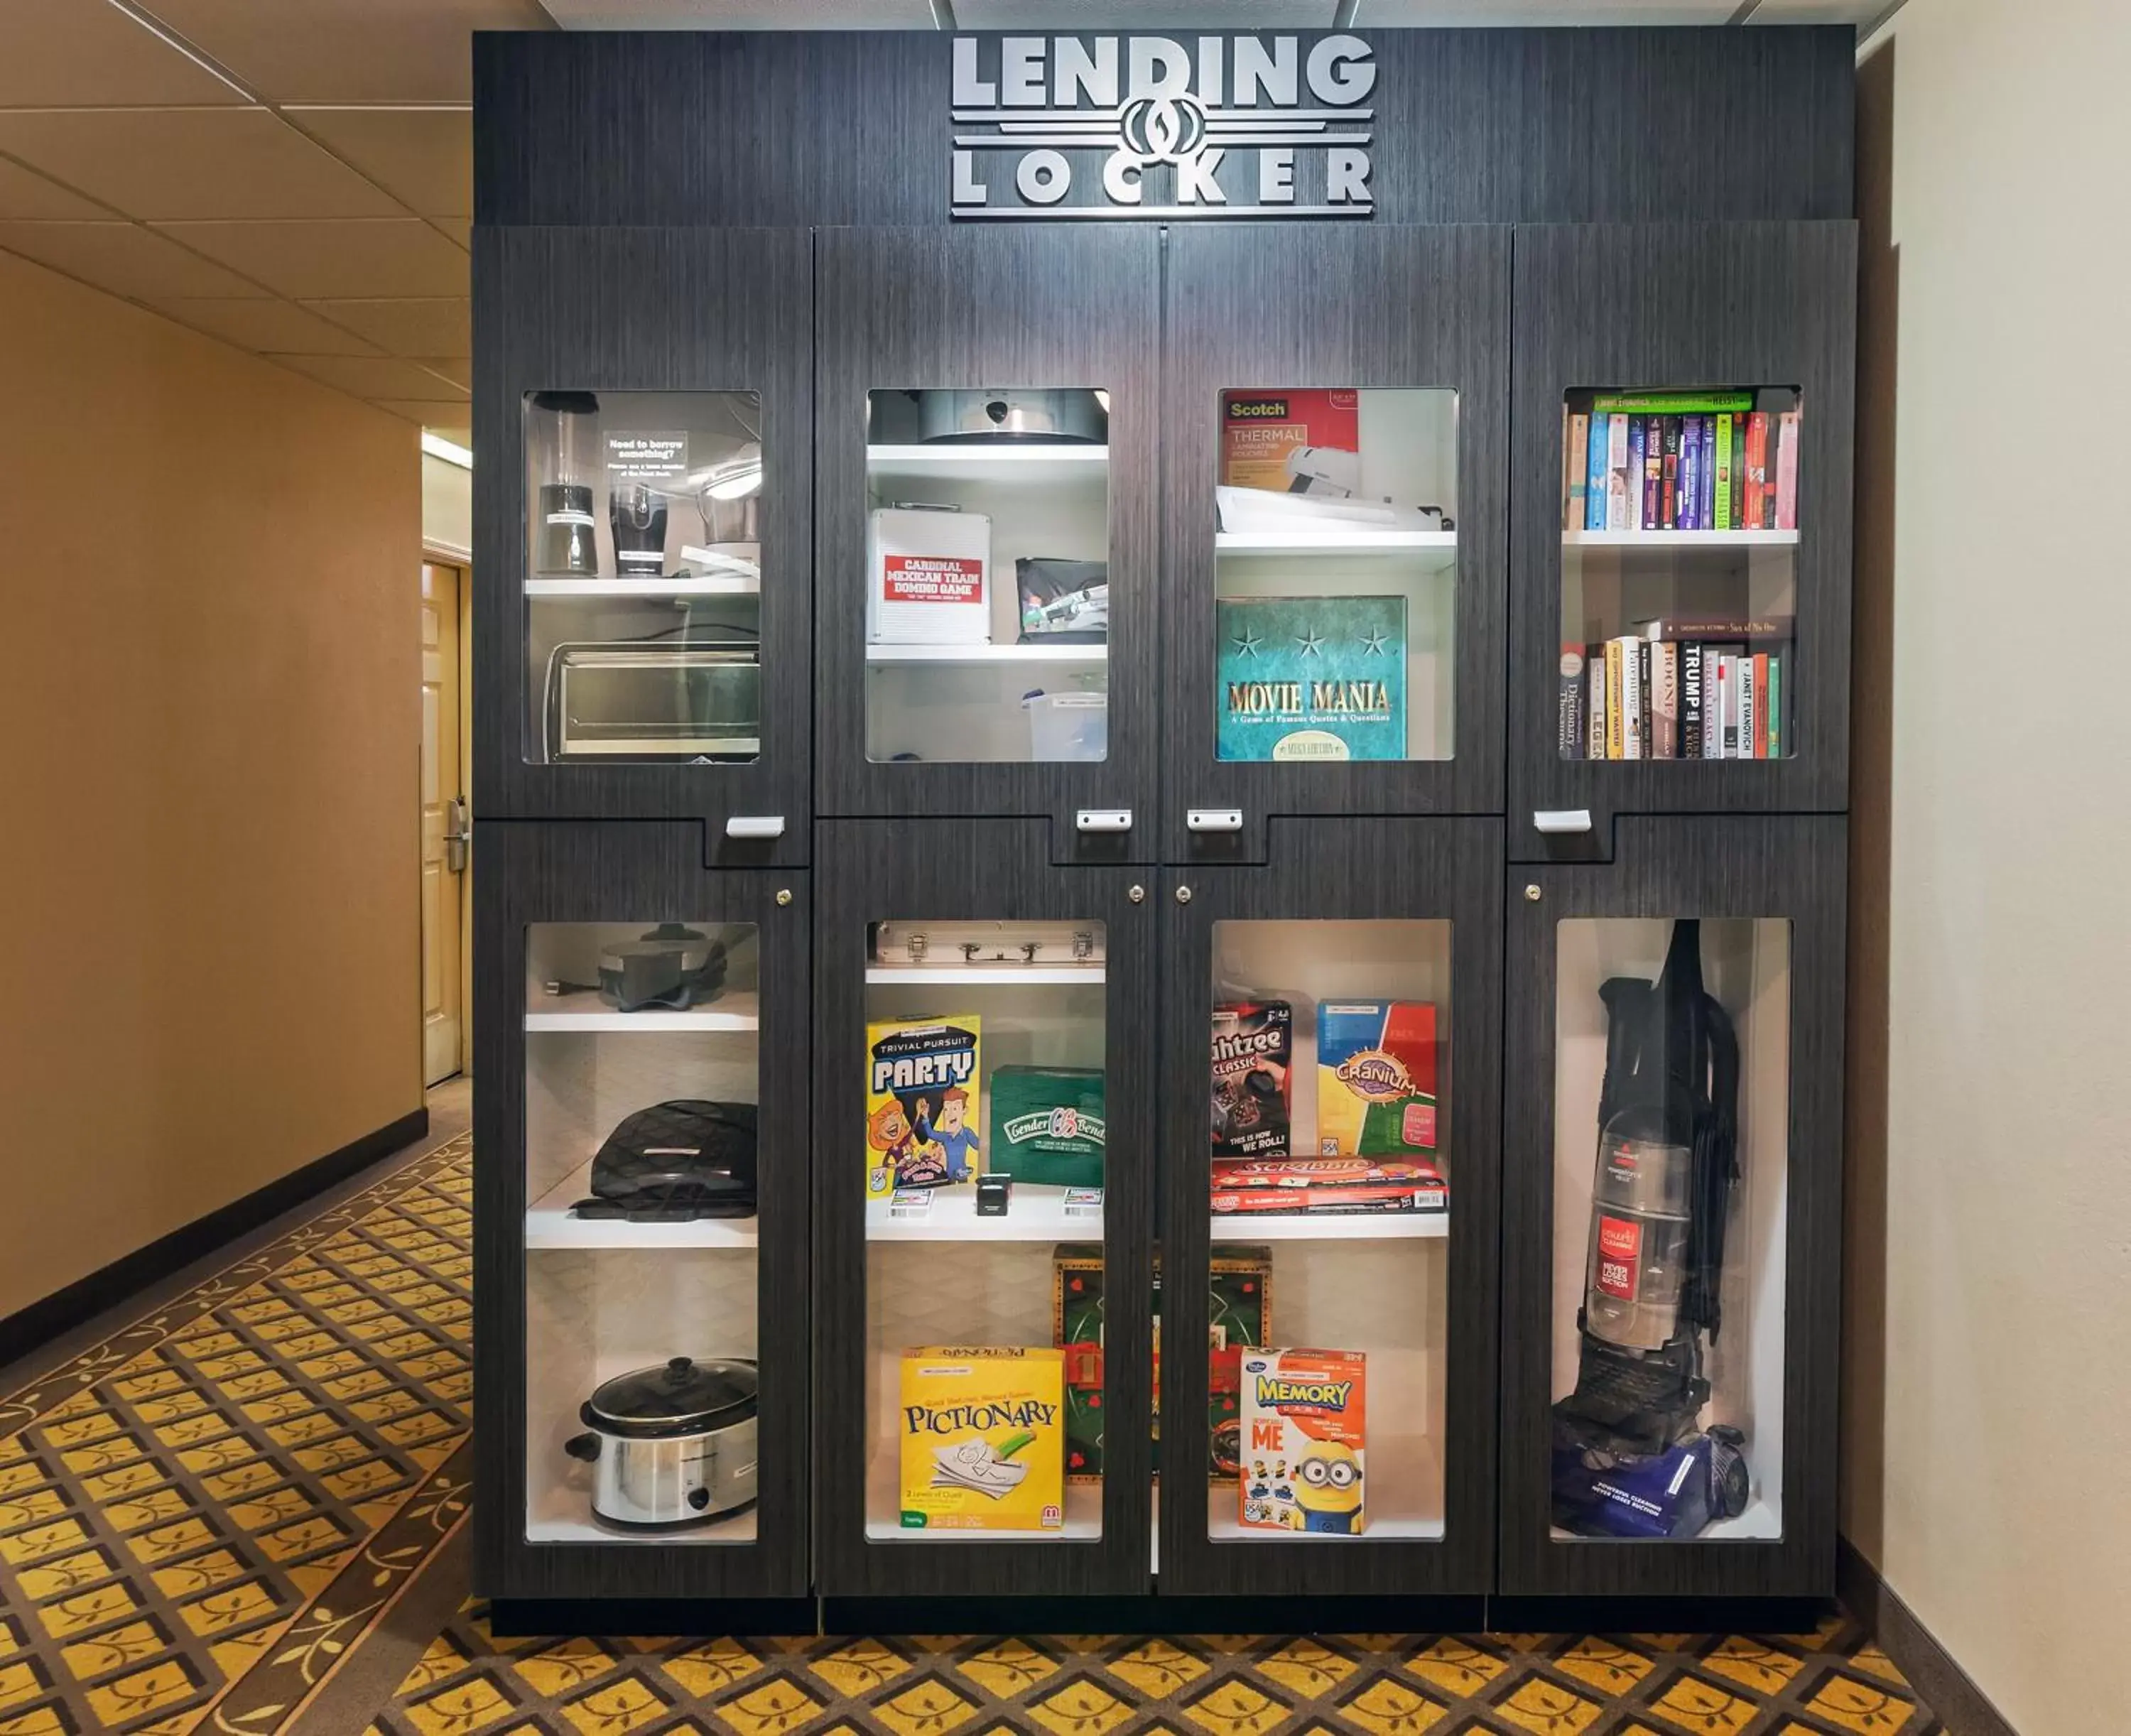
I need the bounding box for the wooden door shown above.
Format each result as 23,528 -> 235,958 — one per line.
421,560 -> 467,1085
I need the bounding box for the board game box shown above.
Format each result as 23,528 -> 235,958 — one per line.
866,1016 -> 981,1198
1211,1000 -> 1292,1159
899,1347 -> 1063,1531
1317,999 -> 1439,1156
1240,1347 -> 1368,1534
1210,1155 -> 1448,1216
1215,596 -> 1406,762
992,1065 -> 1105,1190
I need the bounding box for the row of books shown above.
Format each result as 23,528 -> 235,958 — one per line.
1566,392 -> 1799,533
1559,616 -> 1793,760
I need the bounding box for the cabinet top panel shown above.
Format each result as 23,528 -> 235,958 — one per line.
475,28 -> 1854,229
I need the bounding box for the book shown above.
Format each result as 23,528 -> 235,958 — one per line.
1730,416 -> 1747,528
1679,415 -> 1699,531
1713,413 -> 1733,531
1567,413 -> 1590,531
1619,636 -> 1644,760
1603,639 -> 1625,760
1626,417 -> 1647,530
1680,641 -> 1705,759
1743,413 -> 1766,528
1652,641 -> 1679,759
1661,416 -> 1681,528
1639,641 -> 1653,754
1605,413 -> 1631,530
1775,411 -> 1801,529
1708,653 -> 1732,758
1588,649 -> 1607,759
1585,411 -> 1608,530
1698,415 -> 1716,528
1752,652 -> 1771,758
1738,654 -> 1757,760
1642,414 -> 1662,528
1767,651 -> 1782,759
1590,390 -> 1755,414
1637,613 -> 1796,645
1558,646 -> 1586,759
1216,596 -> 1407,761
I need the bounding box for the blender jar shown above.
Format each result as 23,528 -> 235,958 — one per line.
528,391 -> 602,577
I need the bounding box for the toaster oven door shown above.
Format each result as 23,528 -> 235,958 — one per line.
551,646 -> 762,761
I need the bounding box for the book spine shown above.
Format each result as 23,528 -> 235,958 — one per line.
1606,413 -> 1631,530
1627,417 -> 1647,530
1703,651 -> 1725,758
1713,413 -> 1733,530
1588,649 -> 1608,760
1680,641 -> 1704,759
1585,409 -> 1609,530
1604,639 -> 1625,760
1767,650 -> 1782,760
1730,414 -> 1746,527
1640,415 -> 1660,528
1739,654 -> 1757,760
1619,636 -> 1644,759
1725,652 -> 1744,757
1558,646 -> 1586,758
1639,641 -> 1653,755
1652,641 -> 1679,759
1775,410 -> 1801,530
1698,415 -> 1716,528
1567,413 -> 1589,532
1752,651 -> 1771,758
1679,415 -> 1699,531
1745,412 -> 1769,529
1662,416 -> 1681,528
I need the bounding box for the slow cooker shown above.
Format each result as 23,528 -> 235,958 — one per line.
916,388 -> 1106,444
563,1357 -> 759,1528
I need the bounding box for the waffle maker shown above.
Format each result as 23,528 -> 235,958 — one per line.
574,1100 -> 758,1222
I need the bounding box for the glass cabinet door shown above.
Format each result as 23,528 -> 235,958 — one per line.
1160,820 -> 1502,1597
473,229 -> 810,857
1162,227 -> 1509,862
1510,224 -> 1857,855
815,230 -> 1159,862
815,823 -> 1156,1598
472,824 -> 810,1602
1500,816 -> 1845,1597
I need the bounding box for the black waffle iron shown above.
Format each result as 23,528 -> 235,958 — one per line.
574,1100 -> 758,1222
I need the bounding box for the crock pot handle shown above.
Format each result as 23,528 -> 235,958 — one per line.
564,1433 -> 601,1463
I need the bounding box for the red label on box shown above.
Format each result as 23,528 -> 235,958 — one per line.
1595,1215 -> 1642,1299
882,554 -> 984,604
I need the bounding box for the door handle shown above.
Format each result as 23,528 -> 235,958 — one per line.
1075,808 -> 1131,833
725,815 -> 786,840
1187,808 -> 1243,833
445,796 -> 472,872
1532,808 -> 1593,835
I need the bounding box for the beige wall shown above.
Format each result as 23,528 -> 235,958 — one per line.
0,251 -> 422,1320
1847,1 -> 2131,1728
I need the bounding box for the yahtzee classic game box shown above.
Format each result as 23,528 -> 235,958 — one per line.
865,1016 -> 982,1197
898,1347 -> 1064,1531
1211,1000 -> 1292,1159
1240,1347 -> 1368,1535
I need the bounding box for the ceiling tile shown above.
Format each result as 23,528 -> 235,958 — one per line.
374,401 -> 471,440
151,217 -> 468,298
537,0 -> 934,23
957,0 -> 1333,21
136,0 -> 555,104
0,220 -> 262,298
0,0 -> 246,108
300,295 -> 470,355
269,352 -> 470,397
286,107 -> 472,216
0,156 -> 112,221
0,109 -> 403,222
151,295 -> 383,354
432,215 -> 471,247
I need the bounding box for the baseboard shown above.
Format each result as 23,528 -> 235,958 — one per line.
0,1105 -> 430,1371
1839,1536 -> 2020,1736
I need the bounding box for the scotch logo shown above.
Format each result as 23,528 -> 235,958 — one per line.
1227,398 -> 1291,419
950,33 -> 1377,221
1334,1048 -> 1413,1101
1252,1375 -> 1353,1409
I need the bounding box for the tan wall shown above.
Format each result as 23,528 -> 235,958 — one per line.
1847,2 -> 2131,1728
0,251 -> 422,1320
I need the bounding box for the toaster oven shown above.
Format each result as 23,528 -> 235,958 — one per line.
544,641 -> 761,762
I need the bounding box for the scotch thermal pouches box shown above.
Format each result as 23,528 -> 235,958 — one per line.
899,1347 -> 1064,1532
868,505 -> 992,645
1316,1000 -> 1438,1156
865,1016 -> 982,1197
1239,1347 -> 1368,1535
1221,389 -> 1361,494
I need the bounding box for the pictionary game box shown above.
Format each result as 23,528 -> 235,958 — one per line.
1211,1000 -> 1293,1159
899,1347 -> 1063,1531
1240,1347 -> 1368,1534
1317,999 -> 1439,1156
866,1016 -> 981,1198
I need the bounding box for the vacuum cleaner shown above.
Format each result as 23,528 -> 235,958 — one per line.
1551,919 -> 1752,1540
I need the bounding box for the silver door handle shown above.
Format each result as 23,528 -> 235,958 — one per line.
725,815 -> 786,840
1532,808 -> 1592,835
1187,808 -> 1243,833
446,796 -> 472,872
1076,808 -> 1132,833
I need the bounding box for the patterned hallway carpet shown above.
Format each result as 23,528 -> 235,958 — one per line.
0,1129 -> 1948,1735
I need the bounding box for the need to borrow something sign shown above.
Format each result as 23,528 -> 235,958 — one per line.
949,34 -> 1377,220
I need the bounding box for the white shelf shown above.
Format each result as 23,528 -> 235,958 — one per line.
1562,528 -> 1799,549
1208,1433 -> 1443,1542
865,1182 -> 1101,1243
526,1155 -> 760,1251
864,1446 -> 1102,1541
1210,1210 -> 1448,1243
524,989 -> 760,1034
865,641 -> 1107,666
1216,530 -> 1458,567
525,574 -> 759,599
867,443 -> 1109,487
866,965 -> 1104,986
526,1508 -> 758,1546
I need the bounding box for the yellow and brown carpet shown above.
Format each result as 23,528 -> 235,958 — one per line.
0,1127 -> 1947,1735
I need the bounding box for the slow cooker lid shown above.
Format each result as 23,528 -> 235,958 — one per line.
586,1357 -> 758,1434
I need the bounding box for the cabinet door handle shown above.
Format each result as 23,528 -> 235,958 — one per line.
1075,809 -> 1132,833
1532,808 -> 1593,835
1187,808 -> 1243,833
725,815 -> 786,840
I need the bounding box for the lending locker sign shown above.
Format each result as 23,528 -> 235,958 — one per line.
950,34 -> 1377,220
